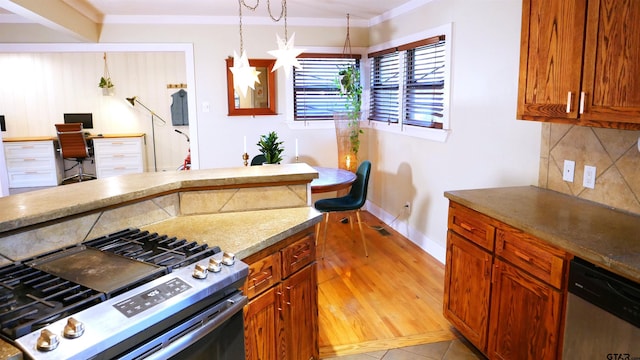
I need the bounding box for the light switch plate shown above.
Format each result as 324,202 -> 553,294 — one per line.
563,160 -> 575,182
583,165 -> 596,189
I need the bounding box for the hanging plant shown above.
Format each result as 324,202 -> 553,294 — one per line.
99,52 -> 115,95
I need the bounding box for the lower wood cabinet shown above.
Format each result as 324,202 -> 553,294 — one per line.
444,201 -> 568,360
487,259 -> 562,360
243,229 -> 318,360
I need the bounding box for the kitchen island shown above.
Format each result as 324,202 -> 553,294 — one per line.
0,163 -> 323,359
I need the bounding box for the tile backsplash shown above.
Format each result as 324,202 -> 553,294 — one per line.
539,123 -> 640,215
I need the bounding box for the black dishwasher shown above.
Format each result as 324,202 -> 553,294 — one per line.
562,257 -> 640,359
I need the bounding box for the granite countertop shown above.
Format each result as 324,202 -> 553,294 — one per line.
445,186 -> 640,283
0,163 -> 318,233
141,207 -> 323,260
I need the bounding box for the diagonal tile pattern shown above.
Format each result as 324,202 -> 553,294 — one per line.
540,123 -> 640,214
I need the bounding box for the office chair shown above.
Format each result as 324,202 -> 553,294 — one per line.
314,160 -> 371,258
250,154 -> 266,166
55,123 -> 96,183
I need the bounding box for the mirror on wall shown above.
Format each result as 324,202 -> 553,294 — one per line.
225,58 -> 276,116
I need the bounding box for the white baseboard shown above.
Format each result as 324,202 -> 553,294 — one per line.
365,201 -> 446,264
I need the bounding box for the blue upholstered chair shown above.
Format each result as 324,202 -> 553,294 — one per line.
314,160 -> 371,258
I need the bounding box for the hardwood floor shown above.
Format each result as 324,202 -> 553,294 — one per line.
317,211 -> 460,358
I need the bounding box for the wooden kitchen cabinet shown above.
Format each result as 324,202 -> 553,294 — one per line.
444,201 -> 569,359
487,259 -> 562,360
443,230 -> 493,353
517,0 -> 640,129
243,229 -> 318,360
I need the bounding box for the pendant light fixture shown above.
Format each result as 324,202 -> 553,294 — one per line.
267,0 -> 304,77
231,0 -> 261,96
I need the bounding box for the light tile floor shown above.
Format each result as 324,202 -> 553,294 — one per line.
323,339 -> 486,360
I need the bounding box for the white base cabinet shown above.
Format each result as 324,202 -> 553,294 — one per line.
93,137 -> 145,178
4,141 -> 60,188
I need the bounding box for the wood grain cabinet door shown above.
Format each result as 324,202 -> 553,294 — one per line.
443,230 -> 493,354
487,259 -> 562,360
244,285 -> 282,360
281,264 -> 318,360
580,0 -> 640,126
517,0 -> 587,121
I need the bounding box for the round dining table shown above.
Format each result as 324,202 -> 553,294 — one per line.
310,166 -> 356,194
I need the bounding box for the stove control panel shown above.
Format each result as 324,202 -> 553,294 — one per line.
114,278 -> 192,318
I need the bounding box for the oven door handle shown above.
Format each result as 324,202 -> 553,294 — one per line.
119,293 -> 248,360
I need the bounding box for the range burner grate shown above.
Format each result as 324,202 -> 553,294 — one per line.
83,228 -> 220,270
0,262 -> 105,339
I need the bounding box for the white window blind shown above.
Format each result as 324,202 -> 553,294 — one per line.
403,37 -> 445,128
368,35 -> 446,129
293,54 -> 360,121
369,50 -> 400,123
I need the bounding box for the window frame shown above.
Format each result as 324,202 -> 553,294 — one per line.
285,47 -> 368,130
367,23 -> 452,142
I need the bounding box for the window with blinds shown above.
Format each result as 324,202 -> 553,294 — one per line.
368,35 -> 446,129
369,51 -> 400,123
293,55 -> 360,121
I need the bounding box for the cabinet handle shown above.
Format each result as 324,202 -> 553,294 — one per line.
459,222 -> 474,232
514,250 -> 532,263
566,91 -> 572,113
277,290 -> 283,311
579,92 -> 585,114
251,271 -> 272,288
24,158 -> 36,161
293,249 -> 311,262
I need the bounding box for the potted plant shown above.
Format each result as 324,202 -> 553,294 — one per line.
257,131 -> 285,164
99,76 -> 115,96
335,64 -> 363,171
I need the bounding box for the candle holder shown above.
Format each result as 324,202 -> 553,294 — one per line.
242,152 -> 249,166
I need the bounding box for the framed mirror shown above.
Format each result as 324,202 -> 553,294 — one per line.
226,58 -> 277,116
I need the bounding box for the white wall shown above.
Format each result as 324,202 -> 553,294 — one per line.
0,0 -> 541,262
365,0 -> 541,262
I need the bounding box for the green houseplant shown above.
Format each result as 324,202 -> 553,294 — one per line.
98,76 -> 114,89
257,131 -> 285,164
338,65 -> 363,156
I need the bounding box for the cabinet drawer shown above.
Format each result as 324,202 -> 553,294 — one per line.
244,252 -> 281,299
96,153 -> 142,167
281,234 -> 315,279
7,170 -> 58,187
448,203 -> 496,251
6,157 -> 54,171
4,142 -> 54,158
93,139 -> 142,155
496,227 -> 566,289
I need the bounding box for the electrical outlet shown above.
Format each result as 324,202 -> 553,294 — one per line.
563,160 -> 575,182
583,165 -> 596,189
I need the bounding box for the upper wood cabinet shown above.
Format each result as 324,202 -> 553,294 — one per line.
517,0 -> 640,129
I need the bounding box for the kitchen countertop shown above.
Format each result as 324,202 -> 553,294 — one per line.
141,206 -> 322,260
0,163 -> 318,233
445,186 -> 640,283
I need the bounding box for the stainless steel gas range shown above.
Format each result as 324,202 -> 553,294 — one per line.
0,228 -> 249,359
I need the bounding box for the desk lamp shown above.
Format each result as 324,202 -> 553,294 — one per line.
126,96 -> 166,172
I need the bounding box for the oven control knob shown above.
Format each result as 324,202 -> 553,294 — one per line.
63,317 -> 85,339
36,329 -> 59,351
222,252 -> 235,266
192,263 -> 208,279
208,258 -> 222,273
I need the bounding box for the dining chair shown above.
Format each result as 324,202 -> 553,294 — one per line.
55,123 -> 96,183
250,154 -> 266,165
314,160 -> 371,258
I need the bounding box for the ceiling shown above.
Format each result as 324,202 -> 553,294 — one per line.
1,0 -> 421,23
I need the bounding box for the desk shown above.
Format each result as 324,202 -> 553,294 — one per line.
310,167 -> 356,194
2,134 -> 145,187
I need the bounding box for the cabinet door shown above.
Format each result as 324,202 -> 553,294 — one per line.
488,259 -> 562,360
443,231 -> 492,354
517,0 -> 587,120
580,0 -> 640,126
244,285 -> 282,360
281,264 -> 318,360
